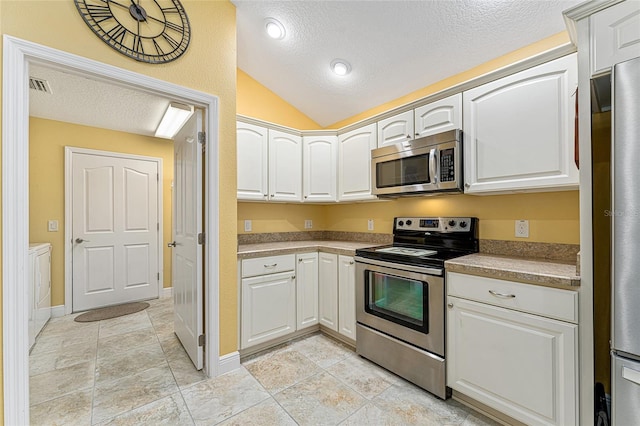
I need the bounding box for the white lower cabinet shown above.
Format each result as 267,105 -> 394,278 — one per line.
318,252 -> 339,331
447,273 -> 578,426
338,255 -> 356,340
296,252 -> 319,330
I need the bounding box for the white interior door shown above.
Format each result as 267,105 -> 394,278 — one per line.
71,151 -> 160,311
172,110 -> 204,370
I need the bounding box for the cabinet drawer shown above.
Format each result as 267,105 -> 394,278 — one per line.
241,254 -> 295,278
447,272 -> 578,323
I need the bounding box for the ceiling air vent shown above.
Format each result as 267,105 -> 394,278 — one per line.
29,77 -> 52,94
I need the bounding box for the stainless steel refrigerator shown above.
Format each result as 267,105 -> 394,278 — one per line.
611,56 -> 640,425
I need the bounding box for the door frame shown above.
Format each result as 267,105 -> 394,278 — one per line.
64,147 -> 164,314
2,35 -> 221,425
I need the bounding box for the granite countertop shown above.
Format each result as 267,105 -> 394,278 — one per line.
445,253 -> 580,289
237,240 -> 378,259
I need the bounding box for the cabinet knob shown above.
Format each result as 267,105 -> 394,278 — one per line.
464,183 -> 470,189
271,194 -> 275,197
299,258 -> 303,262
291,275 -> 296,280
447,303 -> 454,308
349,261 -> 354,265
304,195 -> 308,199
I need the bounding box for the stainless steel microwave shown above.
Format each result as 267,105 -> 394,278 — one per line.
371,129 -> 463,196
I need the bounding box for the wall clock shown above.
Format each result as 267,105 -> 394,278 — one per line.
74,0 -> 191,64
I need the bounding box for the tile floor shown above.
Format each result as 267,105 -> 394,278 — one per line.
30,297 -> 500,425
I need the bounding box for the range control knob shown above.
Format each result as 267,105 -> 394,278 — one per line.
448,220 -> 457,227
459,221 -> 467,228
406,219 -> 413,226
398,220 -> 405,227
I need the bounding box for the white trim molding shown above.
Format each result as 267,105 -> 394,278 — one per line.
2,35 -> 221,425
162,287 -> 173,298
218,351 -> 241,375
64,147 -> 164,315
50,305 -> 66,319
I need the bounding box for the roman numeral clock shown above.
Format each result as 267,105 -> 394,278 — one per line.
74,0 -> 190,63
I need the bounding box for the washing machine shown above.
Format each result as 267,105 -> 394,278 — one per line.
29,243 -> 51,349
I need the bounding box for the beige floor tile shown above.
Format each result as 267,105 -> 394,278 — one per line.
341,402 -> 406,426
244,349 -> 319,393
274,371 -> 366,426
95,392 -> 194,426
30,340 -> 97,377
167,351 -> 207,388
39,316 -> 100,338
290,333 -> 354,368
30,361 -> 95,406
461,412 -> 502,426
97,326 -> 159,359
218,398 -> 297,426
326,355 -> 397,399
181,367 -> 270,425
148,309 -> 173,326
153,319 -> 175,340
92,364 -> 179,424
29,389 -> 93,426
96,343 -> 167,383
159,333 -> 188,360
31,326 -> 99,357
98,311 -> 153,338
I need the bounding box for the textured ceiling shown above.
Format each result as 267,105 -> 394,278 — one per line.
234,0 -> 582,127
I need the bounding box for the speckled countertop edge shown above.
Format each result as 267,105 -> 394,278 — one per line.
445,253 -> 580,289
237,240 -> 378,259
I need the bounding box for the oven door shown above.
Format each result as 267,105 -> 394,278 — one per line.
355,257 -> 444,356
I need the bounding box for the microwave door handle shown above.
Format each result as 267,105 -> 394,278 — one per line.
429,148 -> 438,184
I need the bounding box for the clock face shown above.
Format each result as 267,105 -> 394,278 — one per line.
74,0 -> 191,64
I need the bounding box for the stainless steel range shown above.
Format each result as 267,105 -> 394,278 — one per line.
355,216 -> 479,399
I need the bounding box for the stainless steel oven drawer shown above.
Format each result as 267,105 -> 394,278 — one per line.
356,323 -> 448,399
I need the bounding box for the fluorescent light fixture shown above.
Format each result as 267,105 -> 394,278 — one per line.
265,18 -> 286,40
155,102 -> 193,139
331,59 -> 351,76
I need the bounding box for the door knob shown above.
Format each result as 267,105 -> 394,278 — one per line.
167,241 -> 177,247
75,238 -> 89,244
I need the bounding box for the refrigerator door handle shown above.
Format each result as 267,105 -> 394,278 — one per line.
622,366 -> 640,386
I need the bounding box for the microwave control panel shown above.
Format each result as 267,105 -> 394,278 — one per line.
439,148 -> 455,182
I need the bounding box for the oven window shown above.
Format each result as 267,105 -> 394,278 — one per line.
365,271 -> 428,333
376,154 -> 431,188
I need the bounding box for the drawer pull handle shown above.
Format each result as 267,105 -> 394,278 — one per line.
264,263 -> 277,268
489,290 -> 516,299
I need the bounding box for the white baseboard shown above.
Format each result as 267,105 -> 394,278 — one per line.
162,287 -> 172,298
218,351 -> 240,375
51,305 -> 66,318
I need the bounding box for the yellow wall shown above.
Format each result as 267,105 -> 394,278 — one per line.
1,0 -> 238,414
236,31 -> 579,245
237,69 -> 320,130
29,118 -> 174,307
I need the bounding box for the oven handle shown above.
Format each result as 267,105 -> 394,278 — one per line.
354,256 -> 443,276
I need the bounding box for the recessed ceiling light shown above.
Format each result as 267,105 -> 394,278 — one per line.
331,59 -> 351,76
265,18 -> 285,40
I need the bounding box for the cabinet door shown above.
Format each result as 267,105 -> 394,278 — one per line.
463,54 -> 579,194
447,296 -> 578,426
241,271 -> 296,349
269,129 -> 302,202
237,122 -> 268,201
318,252 -> 338,331
377,110 -> 414,147
591,1 -> 640,76
296,252 -> 319,330
303,135 -> 337,202
338,123 -> 377,201
414,93 -> 462,138
338,255 -> 356,340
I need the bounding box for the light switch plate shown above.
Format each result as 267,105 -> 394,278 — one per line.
304,219 -> 313,229
515,220 -> 529,238
367,219 -> 374,231
244,220 -> 252,232
48,220 -> 59,232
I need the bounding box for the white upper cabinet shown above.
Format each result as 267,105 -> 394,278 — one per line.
338,123 -> 377,201
377,110 -> 414,147
591,0 -> 640,76
303,135 -> 338,202
463,54 -> 579,194
237,122 -> 268,201
268,129 -> 303,202
414,93 -> 462,138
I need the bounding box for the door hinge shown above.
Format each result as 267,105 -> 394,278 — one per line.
198,232 -> 205,245
157,222 -> 160,231
157,272 -> 160,281
157,173 -> 159,182
198,334 -> 205,347
198,131 -> 206,153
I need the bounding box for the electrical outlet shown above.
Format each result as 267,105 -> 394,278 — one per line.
515,220 -> 529,238
48,220 -> 59,232
367,219 -> 374,231
304,219 -> 313,229
244,220 -> 252,232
